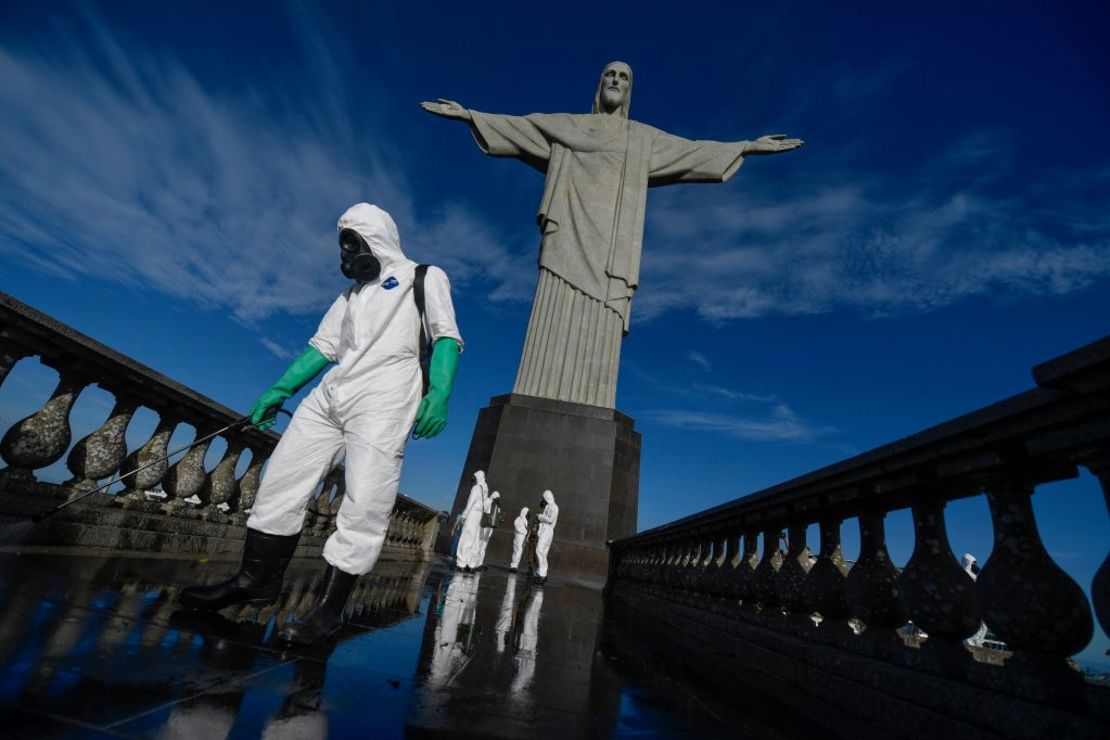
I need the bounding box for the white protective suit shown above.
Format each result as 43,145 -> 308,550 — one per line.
962,553 -> 990,647
455,471 -> 488,569
477,491 -> 501,567
509,507 -> 529,569
535,490 -> 559,578
248,203 -> 463,575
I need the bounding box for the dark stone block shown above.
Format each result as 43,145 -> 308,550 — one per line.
444,393 -> 640,583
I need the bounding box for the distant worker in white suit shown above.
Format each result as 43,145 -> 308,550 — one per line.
962,553 -> 990,648
530,491 -> 558,586
477,490 -> 502,570
455,471 -> 488,572
509,507 -> 529,572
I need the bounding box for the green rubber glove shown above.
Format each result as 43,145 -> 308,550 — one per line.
413,338 -> 460,439
249,346 -> 331,430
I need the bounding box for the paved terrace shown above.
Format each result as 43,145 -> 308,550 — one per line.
0,552 -> 811,738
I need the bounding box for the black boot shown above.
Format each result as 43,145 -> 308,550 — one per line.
276,565 -> 357,645
179,529 -> 300,610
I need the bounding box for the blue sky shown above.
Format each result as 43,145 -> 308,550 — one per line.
1,2 -> 1108,664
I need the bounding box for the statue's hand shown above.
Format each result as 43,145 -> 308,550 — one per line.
420,98 -> 471,121
745,134 -> 804,155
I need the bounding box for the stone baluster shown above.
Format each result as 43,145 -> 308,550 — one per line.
662,544 -> 680,588
661,541 -> 679,585
0,339 -> 31,390
1078,453 -> 1109,639
385,508 -> 398,546
64,394 -> 139,495
637,547 -> 650,583
646,546 -> 661,584
421,514 -> 440,558
683,540 -> 702,591
160,424 -> 216,509
622,549 -> 635,580
976,476 -> 1093,706
0,369 -> 87,483
658,544 -> 674,588
897,498 -> 981,676
200,440 -> 244,519
703,533 -> 725,597
683,537 -> 702,593
403,512 -> 416,547
776,523 -> 813,616
117,413 -> 177,501
845,509 -> 906,637
230,451 -> 266,524
402,512 -> 416,547
394,512 -> 408,547
803,516 -> 850,635
712,530 -> 738,598
688,537 -> 710,593
323,483 -> 345,537
751,527 -> 783,607
662,544 -> 678,586
732,529 -> 760,604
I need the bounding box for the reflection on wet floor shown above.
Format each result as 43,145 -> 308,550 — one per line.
0,553 -> 787,738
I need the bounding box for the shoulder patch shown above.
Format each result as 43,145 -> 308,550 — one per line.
382,276 -> 399,290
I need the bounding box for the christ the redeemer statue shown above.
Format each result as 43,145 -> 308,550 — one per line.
422,61 -> 801,409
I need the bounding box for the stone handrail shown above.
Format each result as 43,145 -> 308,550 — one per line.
606,335 -> 1109,735
0,290 -> 443,560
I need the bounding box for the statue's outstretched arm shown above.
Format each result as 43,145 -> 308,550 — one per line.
743,134 -> 804,155
420,98 -> 472,122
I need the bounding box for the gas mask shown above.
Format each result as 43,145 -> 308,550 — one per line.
339,228 -> 382,283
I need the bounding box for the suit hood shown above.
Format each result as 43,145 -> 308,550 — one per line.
337,203 -> 409,271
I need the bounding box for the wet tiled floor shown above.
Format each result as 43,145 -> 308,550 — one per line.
0,552 -> 797,738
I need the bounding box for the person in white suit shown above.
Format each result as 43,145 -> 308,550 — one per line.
530,490 -> 558,585
455,471 -> 488,572
509,507 -> 529,572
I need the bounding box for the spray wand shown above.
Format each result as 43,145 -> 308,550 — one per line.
30,409 -> 290,523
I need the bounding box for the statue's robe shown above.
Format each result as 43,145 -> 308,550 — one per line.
468,111 -> 749,408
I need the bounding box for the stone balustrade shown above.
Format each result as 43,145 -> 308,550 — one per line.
607,335 -> 1110,739
0,291 -> 443,562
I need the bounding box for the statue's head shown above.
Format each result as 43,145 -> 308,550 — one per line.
592,61 -> 633,117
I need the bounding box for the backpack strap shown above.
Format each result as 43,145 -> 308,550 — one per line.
414,265 -> 431,395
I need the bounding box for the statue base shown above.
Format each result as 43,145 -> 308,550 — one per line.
445,393 -> 640,583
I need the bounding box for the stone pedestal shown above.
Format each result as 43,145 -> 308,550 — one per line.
447,394 -> 639,583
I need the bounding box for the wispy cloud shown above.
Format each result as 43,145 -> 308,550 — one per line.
686,350 -> 711,372
691,383 -> 777,404
0,11 -> 531,323
259,337 -> 297,360
626,365 -> 824,443
647,405 -> 838,443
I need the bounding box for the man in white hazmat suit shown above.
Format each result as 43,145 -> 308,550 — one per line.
530,490 -> 558,585
477,490 -> 502,570
509,507 -> 529,572
180,203 -> 463,646
455,470 -> 488,572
